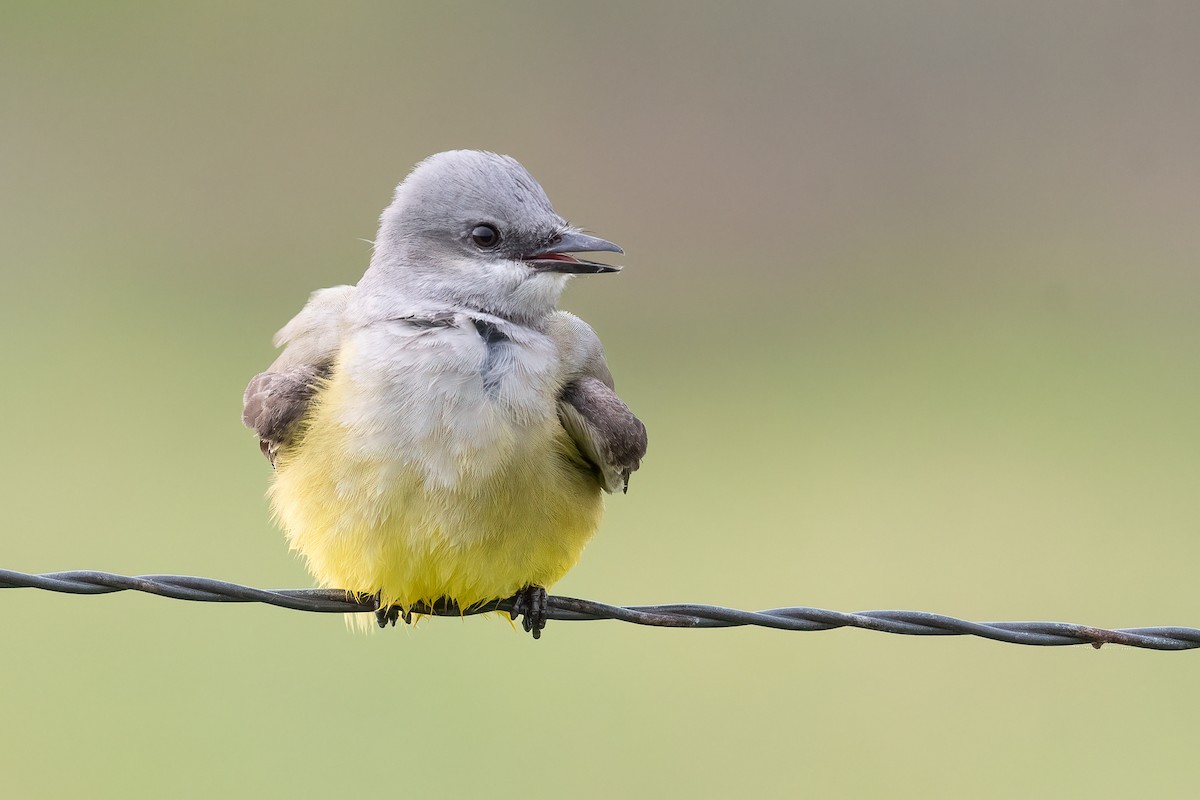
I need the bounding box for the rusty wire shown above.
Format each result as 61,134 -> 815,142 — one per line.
2,568 -> 1197,650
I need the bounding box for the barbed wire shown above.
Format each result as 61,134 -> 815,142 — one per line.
2,568 -> 1197,650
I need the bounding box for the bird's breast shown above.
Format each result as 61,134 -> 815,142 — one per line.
322,320 -> 566,489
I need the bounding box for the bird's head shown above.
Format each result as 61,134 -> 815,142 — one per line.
361,150 -> 622,324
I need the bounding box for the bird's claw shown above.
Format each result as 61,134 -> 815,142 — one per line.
372,592 -> 412,628
511,585 -> 549,640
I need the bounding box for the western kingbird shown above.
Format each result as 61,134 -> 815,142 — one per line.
242,150 -> 647,637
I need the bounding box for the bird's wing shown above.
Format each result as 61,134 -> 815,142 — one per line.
548,312 -> 648,494
243,364 -> 332,465
242,285 -> 354,465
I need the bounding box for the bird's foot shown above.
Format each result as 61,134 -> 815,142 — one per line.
510,585 -> 549,640
372,592 -> 412,629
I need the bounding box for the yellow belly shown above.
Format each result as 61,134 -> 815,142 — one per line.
269,373 -> 604,611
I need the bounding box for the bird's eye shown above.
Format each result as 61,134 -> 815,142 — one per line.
470,224 -> 501,249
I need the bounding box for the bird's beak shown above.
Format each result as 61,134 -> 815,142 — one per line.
522,231 -> 623,274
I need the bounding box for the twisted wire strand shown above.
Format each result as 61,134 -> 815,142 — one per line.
2,569 -> 1197,650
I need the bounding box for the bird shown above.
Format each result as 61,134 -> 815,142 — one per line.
242,150 -> 647,638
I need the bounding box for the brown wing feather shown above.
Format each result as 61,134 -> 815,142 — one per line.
558,376 -> 647,494
242,364 -> 331,466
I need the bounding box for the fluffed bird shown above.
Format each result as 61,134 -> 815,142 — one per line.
242,151 -> 647,637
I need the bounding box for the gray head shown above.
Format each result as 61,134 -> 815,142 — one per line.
359,150 -> 622,324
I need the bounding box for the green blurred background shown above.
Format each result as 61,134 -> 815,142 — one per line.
3,2 -> 1198,797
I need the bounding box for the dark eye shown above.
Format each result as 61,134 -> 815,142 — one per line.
470,224 -> 501,249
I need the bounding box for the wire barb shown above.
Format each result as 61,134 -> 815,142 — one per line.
2,569 -> 1197,650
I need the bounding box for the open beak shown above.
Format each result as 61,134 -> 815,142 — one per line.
523,230 -> 623,274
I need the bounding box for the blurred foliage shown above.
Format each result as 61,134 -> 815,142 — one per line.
2,2 -> 1198,797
